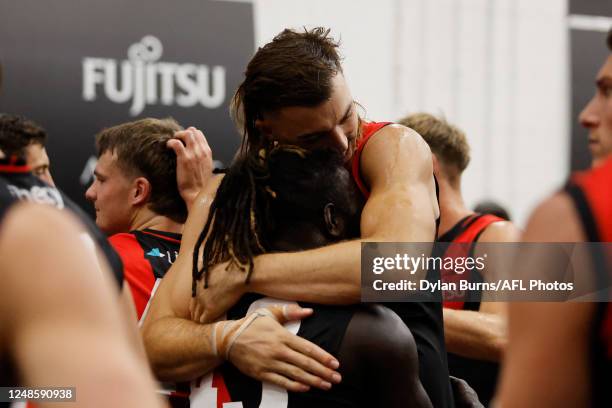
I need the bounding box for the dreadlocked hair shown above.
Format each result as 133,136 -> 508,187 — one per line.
192,145 -> 310,296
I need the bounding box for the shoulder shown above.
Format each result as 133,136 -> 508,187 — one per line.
108,232 -> 139,251
360,124 -> 433,187
362,124 -> 431,159
347,304 -> 417,355
522,192 -> 585,242
479,220 -> 521,243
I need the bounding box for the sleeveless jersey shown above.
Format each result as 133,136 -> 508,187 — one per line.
437,213 -> 504,406
566,157 -> 612,407
109,229 -> 189,407
350,121 -> 454,408
438,213 -> 504,310
110,229 -> 181,321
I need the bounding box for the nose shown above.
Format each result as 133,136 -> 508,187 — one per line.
41,171 -> 56,187
579,96 -> 600,130
327,127 -> 349,154
85,182 -> 96,202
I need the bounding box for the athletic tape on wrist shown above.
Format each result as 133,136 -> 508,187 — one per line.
224,308 -> 277,360
211,305 -> 291,359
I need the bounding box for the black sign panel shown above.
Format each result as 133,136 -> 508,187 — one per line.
569,0 -> 611,16
0,0 -> 254,211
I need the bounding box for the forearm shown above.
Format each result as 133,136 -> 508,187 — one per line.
143,316 -> 222,382
250,239 -> 362,304
443,308 -> 507,361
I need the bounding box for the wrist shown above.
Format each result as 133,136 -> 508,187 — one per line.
248,253 -> 272,293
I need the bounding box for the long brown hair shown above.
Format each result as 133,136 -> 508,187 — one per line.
231,27 -> 344,154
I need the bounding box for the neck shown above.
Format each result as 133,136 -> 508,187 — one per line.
437,178 -> 473,238
129,207 -> 183,234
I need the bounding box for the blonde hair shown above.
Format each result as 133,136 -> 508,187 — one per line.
399,113 -> 470,175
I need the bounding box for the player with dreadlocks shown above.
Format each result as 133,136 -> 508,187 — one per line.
187,146 -> 433,408
143,28 -> 451,407
191,148 -> 275,291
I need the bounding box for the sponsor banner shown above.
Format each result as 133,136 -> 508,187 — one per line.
0,0 -> 254,212
361,242 -> 611,302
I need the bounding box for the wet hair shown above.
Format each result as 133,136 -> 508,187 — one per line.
192,147 -> 362,295
0,114 -> 48,158
231,27 -> 344,153
95,117 -> 187,223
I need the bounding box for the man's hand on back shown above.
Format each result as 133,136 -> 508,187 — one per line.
226,304 -> 342,392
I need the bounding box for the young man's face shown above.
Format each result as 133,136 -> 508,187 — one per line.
257,73 -> 360,163
25,143 -> 54,186
579,54 -> 612,167
85,151 -> 135,235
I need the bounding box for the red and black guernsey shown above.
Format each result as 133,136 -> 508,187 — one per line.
350,121 -> 454,408
109,228 -> 190,407
109,229 -> 181,320
438,213 -> 504,311
566,157 -> 612,407
0,156 -> 123,287
437,212 -> 503,406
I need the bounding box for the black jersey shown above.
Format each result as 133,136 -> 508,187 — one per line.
351,122 -> 453,408
189,294 -> 357,408
0,157 -> 123,287
436,213 -> 503,407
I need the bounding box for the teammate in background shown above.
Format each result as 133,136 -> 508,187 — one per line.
143,27 -> 453,407
399,113 -> 520,405
497,27 -> 612,408
85,118 -> 190,320
188,146 -> 432,407
85,119 -> 328,406
0,202 -> 165,408
0,113 -> 54,185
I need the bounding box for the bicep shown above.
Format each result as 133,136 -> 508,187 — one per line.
498,302 -> 593,407
359,125 -> 438,241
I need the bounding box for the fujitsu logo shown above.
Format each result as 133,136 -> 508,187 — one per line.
82,35 -> 225,116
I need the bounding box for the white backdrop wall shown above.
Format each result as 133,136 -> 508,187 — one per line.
245,0 -> 569,227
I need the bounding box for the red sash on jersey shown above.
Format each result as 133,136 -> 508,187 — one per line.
350,121 -> 392,197
441,214 -> 503,310
568,157 -> 612,359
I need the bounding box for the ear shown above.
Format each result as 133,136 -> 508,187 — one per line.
323,203 -> 345,238
130,177 -> 151,206
431,154 -> 441,177
255,118 -> 274,143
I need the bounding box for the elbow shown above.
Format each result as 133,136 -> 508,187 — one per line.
489,331 -> 508,361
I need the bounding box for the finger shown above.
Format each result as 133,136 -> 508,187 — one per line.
166,138 -> 187,158
259,372 -> 310,393
264,304 -> 311,323
191,299 -> 204,322
282,304 -> 313,322
270,359 -> 332,390
170,130 -> 200,159
189,127 -> 211,150
279,349 -> 342,390
286,334 -> 340,371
